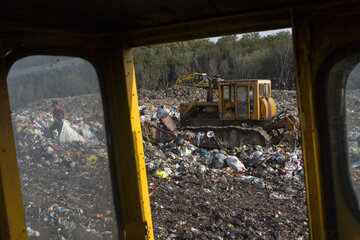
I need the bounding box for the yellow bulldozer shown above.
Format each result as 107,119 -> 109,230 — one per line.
179,79 -> 300,149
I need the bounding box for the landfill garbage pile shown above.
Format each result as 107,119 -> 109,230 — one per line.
346,89 -> 360,200
12,85 -> 307,239
271,90 -> 299,116
138,86 -> 212,108
12,94 -> 118,239
138,86 -> 309,239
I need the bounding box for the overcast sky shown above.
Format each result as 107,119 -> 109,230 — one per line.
208,28 -> 292,42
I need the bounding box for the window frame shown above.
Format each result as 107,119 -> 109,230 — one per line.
2,45 -> 153,239
259,84 -> 264,97
318,43 -> 360,222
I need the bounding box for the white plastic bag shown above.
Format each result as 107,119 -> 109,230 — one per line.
80,124 -> 95,139
226,156 -> 246,172
59,121 -> 86,143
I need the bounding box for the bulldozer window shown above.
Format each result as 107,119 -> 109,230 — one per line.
237,104 -> 248,115
346,62 -> 360,207
236,86 -> 248,102
326,52 -> 360,222
259,84 -> 264,97
223,85 -> 230,99
265,84 -> 270,97
7,55 -> 119,239
250,86 -> 254,114
231,85 -> 235,102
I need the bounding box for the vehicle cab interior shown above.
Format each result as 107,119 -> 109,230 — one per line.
1,0 -> 360,239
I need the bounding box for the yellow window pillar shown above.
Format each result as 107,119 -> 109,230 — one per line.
100,41 -> 154,240
0,42 -> 27,239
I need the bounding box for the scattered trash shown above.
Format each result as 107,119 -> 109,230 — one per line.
161,114 -> 176,132
352,160 -> 360,169
201,151 -> 211,159
270,192 -> 292,200
63,221 -> 77,237
84,154 -> 98,166
137,87 -> 309,240
59,120 -> 86,143
197,164 -> 207,174
153,170 -> 170,179
164,167 -> 173,175
225,156 -> 246,173
27,227 -> 40,237
12,94 -> 118,239
14,86 -> 309,240
236,175 -> 261,184
211,153 -> 226,169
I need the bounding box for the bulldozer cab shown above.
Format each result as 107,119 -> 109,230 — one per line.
193,73 -> 209,87
218,79 -> 276,121
175,72 -> 208,86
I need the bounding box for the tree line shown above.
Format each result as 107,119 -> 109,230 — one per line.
133,31 -> 295,90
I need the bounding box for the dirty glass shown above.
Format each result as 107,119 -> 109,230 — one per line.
250,86 -> 254,113
231,85 -> 235,102
134,29 -> 310,240
7,56 -> 119,239
259,84 -> 264,97
266,84 -> 270,96
237,104 -> 248,115
346,63 -> 360,203
237,86 -> 248,102
223,85 -> 230,99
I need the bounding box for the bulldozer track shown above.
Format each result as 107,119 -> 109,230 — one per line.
182,125 -> 272,148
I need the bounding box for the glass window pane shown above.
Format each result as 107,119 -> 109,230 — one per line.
250,86 -> 254,113
237,86 -> 248,102
223,86 -> 230,99
266,85 -> 270,96
7,56 -> 119,239
231,85 -> 235,102
346,63 -> 360,202
259,84 -> 264,97
237,104 -> 248,115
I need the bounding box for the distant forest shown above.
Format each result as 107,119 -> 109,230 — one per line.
133,32 -> 295,90
6,31 -> 360,109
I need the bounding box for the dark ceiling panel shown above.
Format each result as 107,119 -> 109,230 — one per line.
0,0 -> 329,33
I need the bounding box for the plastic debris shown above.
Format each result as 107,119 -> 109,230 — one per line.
59,120 -> 86,143
201,151 -> 211,159
225,156 -> 246,173
236,175 -> 261,184
211,153 -> 226,169
153,170 -> 170,179
84,154 -> 98,166
197,164 -> 207,173
269,192 -> 292,200
27,227 -> 40,237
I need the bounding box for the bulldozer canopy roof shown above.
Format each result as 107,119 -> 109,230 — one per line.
1,0 -> 322,34
219,79 -> 271,85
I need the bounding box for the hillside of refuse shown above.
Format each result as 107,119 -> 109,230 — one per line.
13,86 -> 308,240
137,87 -> 308,240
